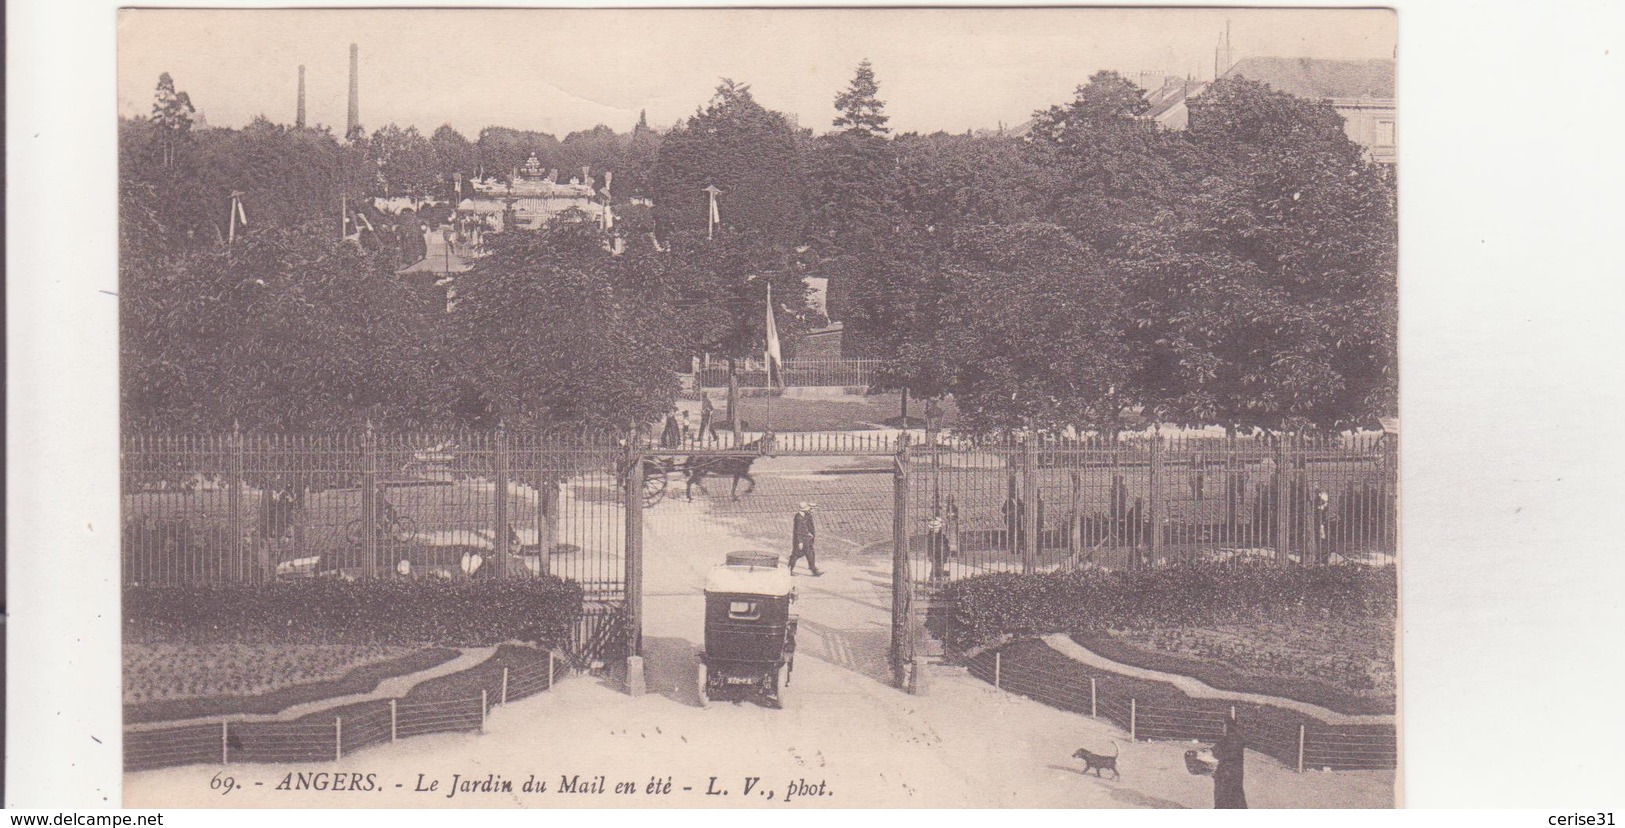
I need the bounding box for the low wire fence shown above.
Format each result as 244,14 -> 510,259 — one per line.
125,650 -> 569,772
695,358 -> 886,389
958,646 -> 1396,771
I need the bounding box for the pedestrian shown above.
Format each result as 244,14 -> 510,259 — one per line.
1002,491 -> 1022,551
699,395 -> 718,443
1211,717 -> 1249,808
680,410 -> 693,444
789,502 -> 822,576
660,411 -> 681,448
926,515 -> 952,581
943,494 -> 962,555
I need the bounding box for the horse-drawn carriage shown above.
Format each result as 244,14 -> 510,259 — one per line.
631,433 -> 777,507
697,552 -> 798,708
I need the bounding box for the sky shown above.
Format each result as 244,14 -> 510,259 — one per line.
118,7 -> 1395,139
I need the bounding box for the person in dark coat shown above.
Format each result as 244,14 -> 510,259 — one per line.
660,411 -> 681,448
1211,717 -> 1249,808
926,515 -> 952,581
789,501 -> 821,576
699,395 -> 718,443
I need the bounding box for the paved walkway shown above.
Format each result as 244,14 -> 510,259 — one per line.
1040,633 -> 1394,725
126,646 -> 498,732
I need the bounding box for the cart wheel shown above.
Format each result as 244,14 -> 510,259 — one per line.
696,662 -> 710,708
643,474 -> 666,506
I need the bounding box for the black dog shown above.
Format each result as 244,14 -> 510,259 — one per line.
1072,741 -> 1121,779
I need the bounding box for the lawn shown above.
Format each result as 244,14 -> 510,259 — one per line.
707,391 -> 958,433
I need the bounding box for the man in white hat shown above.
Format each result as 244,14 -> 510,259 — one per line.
789,501 -> 821,576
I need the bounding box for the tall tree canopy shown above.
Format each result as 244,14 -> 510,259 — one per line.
449,222 -> 682,430
121,222 -> 448,431
807,61 -> 900,320
650,80 -> 809,246
151,73 -> 195,168
1120,78 -> 1398,431
832,59 -> 891,137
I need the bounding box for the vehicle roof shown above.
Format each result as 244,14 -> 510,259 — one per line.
704,564 -> 793,597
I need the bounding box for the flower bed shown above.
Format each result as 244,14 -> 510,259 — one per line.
930,562 -> 1395,653
124,644 -> 457,723
1075,623 -> 1394,715
929,562 -> 1395,713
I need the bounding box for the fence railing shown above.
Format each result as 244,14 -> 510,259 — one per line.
125,649 -> 570,772
121,430 -> 627,593
695,358 -> 886,389
959,646 -> 1396,771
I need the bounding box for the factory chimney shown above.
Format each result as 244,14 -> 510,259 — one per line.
346,43 -> 360,140
296,65 -> 306,128
1214,21 -> 1234,80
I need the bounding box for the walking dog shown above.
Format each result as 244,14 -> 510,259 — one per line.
1072,741 -> 1121,779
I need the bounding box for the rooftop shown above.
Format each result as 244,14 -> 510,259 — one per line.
1222,57 -> 1395,101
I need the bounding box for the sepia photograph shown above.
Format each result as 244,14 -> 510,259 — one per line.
105,6 -> 1402,809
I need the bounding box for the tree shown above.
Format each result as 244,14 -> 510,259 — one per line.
847,223 -> 1134,434
619,110 -> 663,200
476,127 -> 563,182
449,221 -> 682,430
556,124 -> 627,190
151,73 -> 195,168
836,130 -> 1033,363
430,125 -> 476,198
370,125 -> 439,198
1120,78 -> 1398,432
121,222 -> 450,432
928,224 -> 1135,434
832,59 -> 890,137
1024,71 -> 1175,254
807,61 -> 900,322
649,79 -> 808,247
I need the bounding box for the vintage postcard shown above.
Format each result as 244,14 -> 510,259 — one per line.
115,7 -> 1398,808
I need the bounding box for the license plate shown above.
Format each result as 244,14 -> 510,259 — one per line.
725,677 -> 757,685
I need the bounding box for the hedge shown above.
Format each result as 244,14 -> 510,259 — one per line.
125,578 -> 584,648
929,561 -> 1395,653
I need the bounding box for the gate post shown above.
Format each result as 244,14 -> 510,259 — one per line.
1148,433 -> 1164,567
494,423 -> 511,578
362,423 -> 379,578
623,430 -> 646,696
229,423 -> 245,582
1021,434 -> 1039,574
1275,437 -> 1292,564
891,435 -> 913,690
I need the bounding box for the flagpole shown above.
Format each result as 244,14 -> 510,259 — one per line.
765,285 -> 773,436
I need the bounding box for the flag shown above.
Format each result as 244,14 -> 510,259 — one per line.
765,284 -> 782,387
704,184 -> 721,241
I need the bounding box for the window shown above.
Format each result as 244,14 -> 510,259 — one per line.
1376,119 -> 1396,146
728,600 -> 760,620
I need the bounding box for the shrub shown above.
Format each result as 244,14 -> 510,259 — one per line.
930,561 -> 1395,652
125,577 -> 584,648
